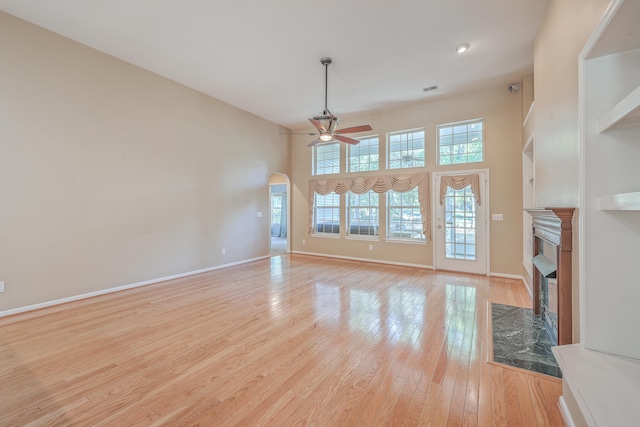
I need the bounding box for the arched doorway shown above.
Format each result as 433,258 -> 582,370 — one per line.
269,173 -> 290,255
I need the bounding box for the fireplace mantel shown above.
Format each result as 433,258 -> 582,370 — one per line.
525,207 -> 575,345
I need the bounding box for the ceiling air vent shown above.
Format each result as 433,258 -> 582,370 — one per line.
423,85 -> 438,92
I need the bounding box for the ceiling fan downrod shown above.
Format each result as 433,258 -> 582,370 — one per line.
305,56 -> 372,147
320,57 -> 332,115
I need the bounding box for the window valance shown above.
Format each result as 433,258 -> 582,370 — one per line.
438,174 -> 481,205
308,172 -> 431,241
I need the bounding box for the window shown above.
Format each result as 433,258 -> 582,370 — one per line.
347,191 -> 379,237
387,188 -> 424,240
348,136 -> 379,172
443,185 -> 476,260
388,129 -> 425,169
271,194 -> 283,225
313,142 -> 340,175
438,120 -> 483,165
314,192 -> 340,234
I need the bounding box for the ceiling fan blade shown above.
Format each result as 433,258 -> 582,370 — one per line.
335,124 -> 373,134
307,138 -> 323,147
279,132 -> 317,135
335,135 -> 360,145
308,118 -> 327,132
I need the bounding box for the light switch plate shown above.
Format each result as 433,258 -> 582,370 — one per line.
492,214 -> 504,221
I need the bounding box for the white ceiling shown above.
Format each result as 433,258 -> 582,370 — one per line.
0,0 -> 547,129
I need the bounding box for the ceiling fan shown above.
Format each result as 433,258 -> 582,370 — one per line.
292,57 -> 372,147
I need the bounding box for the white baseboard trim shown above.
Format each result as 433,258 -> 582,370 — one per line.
0,256 -> 269,318
291,250 -> 435,270
488,272 -> 525,280
558,396 -> 577,427
522,262 -> 534,280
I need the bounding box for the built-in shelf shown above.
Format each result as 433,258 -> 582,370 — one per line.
586,0 -> 640,59
599,191 -> 640,210
522,132 -> 534,157
599,84 -> 640,132
523,101 -> 535,128
553,344 -> 640,427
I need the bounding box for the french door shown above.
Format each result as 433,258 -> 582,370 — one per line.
434,171 -> 488,275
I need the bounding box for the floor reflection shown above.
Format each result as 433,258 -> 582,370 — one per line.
349,289 -> 382,338
388,288 -> 426,346
305,272 -> 480,356
314,283 -> 341,325
445,284 -> 477,356
269,257 -> 285,318
269,256 -> 283,277
308,280 -> 433,348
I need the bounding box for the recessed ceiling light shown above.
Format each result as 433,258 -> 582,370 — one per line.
456,43 -> 470,53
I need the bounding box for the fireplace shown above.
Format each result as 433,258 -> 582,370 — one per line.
525,208 -> 575,346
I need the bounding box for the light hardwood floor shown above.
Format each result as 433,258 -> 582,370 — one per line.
0,255 -> 564,426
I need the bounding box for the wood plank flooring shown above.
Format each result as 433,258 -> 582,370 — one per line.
0,255 -> 563,426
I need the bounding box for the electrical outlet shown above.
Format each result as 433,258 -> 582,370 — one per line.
221,248 -> 226,255
302,239 -> 306,245
257,212 -> 262,218
0,281 -> 4,293
368,244 -> 373,251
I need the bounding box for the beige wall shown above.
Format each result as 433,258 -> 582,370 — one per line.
269,173 -> 289,185
533,0 -> 610,208
532,0 -> 610,341
290,87 -> 524,275
0,12 -> 291,312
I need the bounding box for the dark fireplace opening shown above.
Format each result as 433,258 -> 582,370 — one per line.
539,239 -> 558,345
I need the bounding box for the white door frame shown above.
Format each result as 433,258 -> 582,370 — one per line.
432,169 -> 490,275
269,173 -> 291,254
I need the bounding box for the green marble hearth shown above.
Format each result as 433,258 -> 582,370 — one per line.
491,303 -> 561,378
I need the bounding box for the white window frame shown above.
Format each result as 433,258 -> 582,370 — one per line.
313,192 -> 340,237
387,128 -> 425,170
347,136 -> 379,173
386,188 -> 425,242
437,119 -> 484,166
313,142 -> 341,176
346,191 -> 379,239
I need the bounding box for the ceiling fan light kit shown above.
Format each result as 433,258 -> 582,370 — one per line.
456,43 -> 470,53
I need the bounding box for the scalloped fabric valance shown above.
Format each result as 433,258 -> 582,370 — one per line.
438,174 -> 481,205
308,172 -> 431,241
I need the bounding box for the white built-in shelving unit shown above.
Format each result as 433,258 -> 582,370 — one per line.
596,82 -> 640,211
598,84 -> 640,132
580,0 -> 640,357
599,191 -> 640,210
554,0 -> 640,425
522,90 -> 535,292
